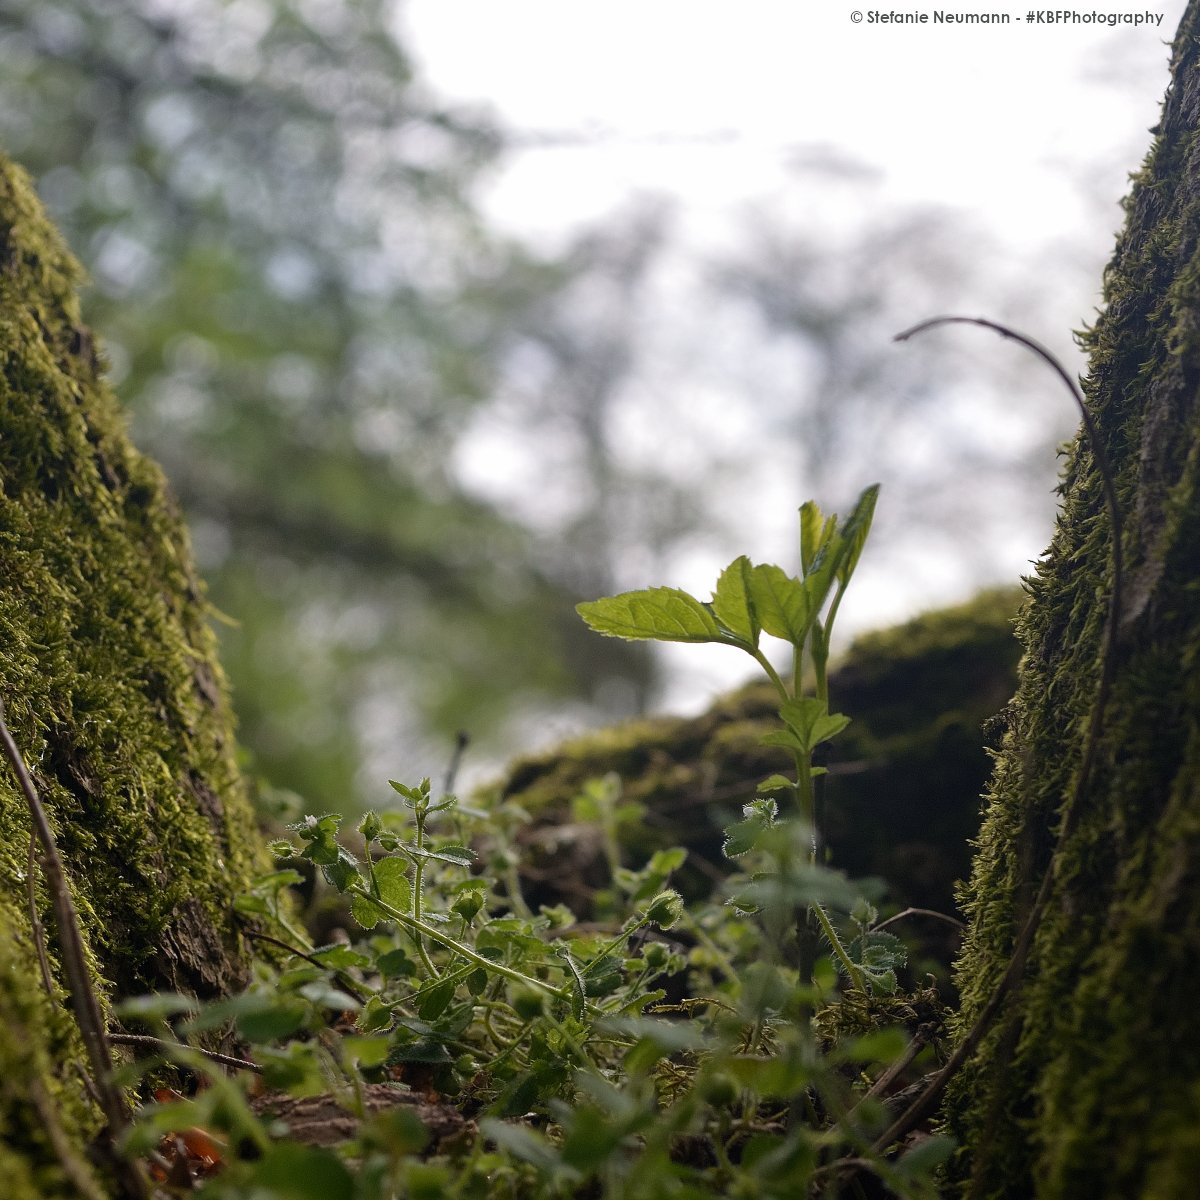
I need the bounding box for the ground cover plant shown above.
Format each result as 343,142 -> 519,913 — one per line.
87,484 -> 957,1199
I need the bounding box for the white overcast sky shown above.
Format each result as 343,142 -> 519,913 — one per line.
395,0 -> 1188,723
402,1 -> 1186,247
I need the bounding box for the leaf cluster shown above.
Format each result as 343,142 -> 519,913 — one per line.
111,486 -> 949,1198
116,768 -> 944,1199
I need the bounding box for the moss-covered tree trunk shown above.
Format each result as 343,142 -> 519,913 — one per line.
941,8 -> 1200,1197
0,155 -> 266,1196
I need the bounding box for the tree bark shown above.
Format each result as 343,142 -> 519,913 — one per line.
0,154 -> 266,1196
941,7 -> 1200,1197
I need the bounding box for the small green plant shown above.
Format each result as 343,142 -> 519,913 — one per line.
578,483 -> 888,989
104,483 -> 950,1198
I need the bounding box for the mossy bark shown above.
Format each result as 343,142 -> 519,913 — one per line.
0,154 -> 266,1194
941,8 -> 1200,1196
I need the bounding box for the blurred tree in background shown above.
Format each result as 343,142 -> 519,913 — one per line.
0,0 -> 663,810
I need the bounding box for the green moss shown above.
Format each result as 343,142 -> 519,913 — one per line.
0,153 -> 269,1187
0,925 -> 99,1200
940,9 -> 1200,1195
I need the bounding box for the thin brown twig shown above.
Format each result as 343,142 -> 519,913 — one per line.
107,1032 -> 264,1075
867,317 -> 1125,1155
850,1026 -> 934,1116
0,699 -> 150,1200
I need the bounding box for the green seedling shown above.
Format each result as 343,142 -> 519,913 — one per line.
579,484 -> 881,990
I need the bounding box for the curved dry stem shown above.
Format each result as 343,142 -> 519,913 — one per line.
869,316 -> 1125,1154
870,906 -> 966,935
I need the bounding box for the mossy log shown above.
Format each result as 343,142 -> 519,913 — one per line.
490,586 -> 1021,970
0,154 -> 265,1196
940,8 -> 1200,1196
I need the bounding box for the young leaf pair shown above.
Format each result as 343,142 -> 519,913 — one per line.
576,484 -> 878,706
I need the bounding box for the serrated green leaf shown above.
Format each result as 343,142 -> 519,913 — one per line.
841,1027 -> 908,1064
288,812 -> 343,865
351,894 -> 383,929
114,993 -> 200,1022
756,774 -> 796,794
342,1035 -> 392,1069
416,978 -> 457,1021
358,810 -> 383,842
712,555 -> 759,645
478,1119 -> 559,1171
298,981 -> 361,1012
182,992 -> 309,1042
722,813 -> 772,858
376,948 -> 415,980
256,1042 -> 325,1095
388,778 -> 430,806
308,944 -> 370,970
747,564 -> 813,644
895,1133 -> 956,1178
321,848 -> 360,893
401,842 -> 475,868
357,995 -> 393,1033
350,857 -> 413,926
800,501 -> 837,575
577,587 -> 728,643
860,931 -> 908,973
779,697 -> 851,752
375,856 -> 412,908
835,483 -> 880,585
647,846 -> 687,874
862,967 -> 898,995
760,727 -> 807,754
724,890 -> 762,915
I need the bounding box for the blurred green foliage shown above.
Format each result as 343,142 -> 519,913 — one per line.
0,0 -> 655,810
